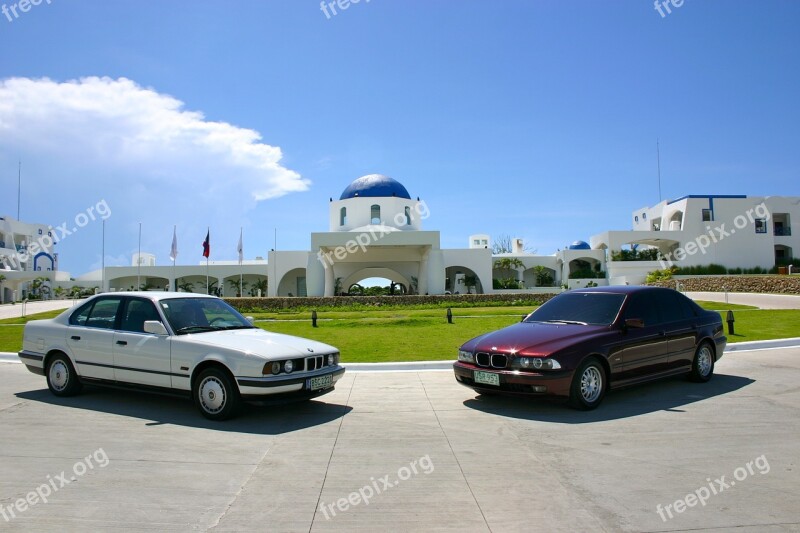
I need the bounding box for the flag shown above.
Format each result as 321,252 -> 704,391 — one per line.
237,228 -> 243,264
169,226 -> 178,262
202,230 -> 210,258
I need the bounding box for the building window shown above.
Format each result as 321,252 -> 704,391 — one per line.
635,216 -> 639,222
702,209 -> 713,222
370,204 -> 381,224
339,207 -> 347,226
405,206 -> 411,225
473,239 -> 480,246
755,219 -> 767,234
642,213 -> 647,220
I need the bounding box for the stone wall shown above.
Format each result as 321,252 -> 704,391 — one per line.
648,275 -> 800,294
225,292 -> 559,312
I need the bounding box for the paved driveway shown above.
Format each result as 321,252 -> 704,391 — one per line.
0,348 -> 798,532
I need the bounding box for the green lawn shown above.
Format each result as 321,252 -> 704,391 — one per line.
1,302 -> 796,360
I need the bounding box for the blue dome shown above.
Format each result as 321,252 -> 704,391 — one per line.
568,240 -> 591,250
340,174 -> 411,200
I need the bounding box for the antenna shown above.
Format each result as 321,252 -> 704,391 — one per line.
656,139 -> 662,202
17,160 -> 21,219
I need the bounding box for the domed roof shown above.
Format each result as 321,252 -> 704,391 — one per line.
567,240 -> 591,250
339,174 -> 411,200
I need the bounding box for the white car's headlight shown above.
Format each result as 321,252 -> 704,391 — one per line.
518,357 -> 561,370
328,353 -> 337,366
458,350 -> 475,364
284,360 -> 294,373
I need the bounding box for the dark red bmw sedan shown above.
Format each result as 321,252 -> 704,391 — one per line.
453,286 -> 726,410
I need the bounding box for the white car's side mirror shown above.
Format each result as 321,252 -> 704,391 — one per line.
246,316 -> 255,324
143,321 -> 168,335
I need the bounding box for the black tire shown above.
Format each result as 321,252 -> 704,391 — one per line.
688,342 -> 715,383
46,353 -> 83,397
194,367 -> 241,420
568,358 -> 606,410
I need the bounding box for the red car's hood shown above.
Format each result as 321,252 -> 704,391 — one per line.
463,321 -> 611,356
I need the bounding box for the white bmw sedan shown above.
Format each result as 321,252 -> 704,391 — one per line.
18,292 -> 345,420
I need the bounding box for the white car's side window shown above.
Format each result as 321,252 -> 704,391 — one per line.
69,298 -> 123,330
120,299 -> 162,334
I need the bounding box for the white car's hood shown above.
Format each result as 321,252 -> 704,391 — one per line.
177,328 -> 337,359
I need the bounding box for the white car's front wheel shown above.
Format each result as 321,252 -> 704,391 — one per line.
194,368 -> 240,421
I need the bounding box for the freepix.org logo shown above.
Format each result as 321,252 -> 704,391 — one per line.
2,0 -> 52,23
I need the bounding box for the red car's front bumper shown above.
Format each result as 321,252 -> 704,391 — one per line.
453,361 -> 574,398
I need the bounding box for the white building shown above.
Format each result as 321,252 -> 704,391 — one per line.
0,215 -> 68,303
3,183 -> 798,303
592,195 -> 799,284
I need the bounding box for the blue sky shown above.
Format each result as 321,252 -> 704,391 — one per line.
1,0 -> 798,276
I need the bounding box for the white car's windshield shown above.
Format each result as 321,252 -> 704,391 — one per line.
159,298 -> 254,334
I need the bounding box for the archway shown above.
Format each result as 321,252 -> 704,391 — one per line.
278,268 -> 307,297
445,266 -> 483,294
341,268 -> 411,295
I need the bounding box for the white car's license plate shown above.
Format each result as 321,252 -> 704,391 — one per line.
308,374 -> 333,391
474,371 -> 500,387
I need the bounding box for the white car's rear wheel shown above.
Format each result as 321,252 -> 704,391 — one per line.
194,368 -> 240,420
46,354 -> 82,397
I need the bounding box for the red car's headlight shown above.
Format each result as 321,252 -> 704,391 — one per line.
517,357 -> 561,370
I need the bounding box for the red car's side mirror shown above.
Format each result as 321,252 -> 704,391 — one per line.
624,318 -> 645,329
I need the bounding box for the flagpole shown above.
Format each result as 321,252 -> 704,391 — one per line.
172,225 -> 176,291
17,160 -> 21,220
101,219 -> 105,293
137,222 -> 141,290
239,227 -> 243,297
205,227 -> 209,295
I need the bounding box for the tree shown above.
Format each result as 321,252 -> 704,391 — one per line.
30,277 -> 51,299
227,278 -> 249,297
492,234 -> 537,255
249,278 -> 268,297
493,258 -> 525,290
462,274 -> 478,294
177,279 -> 195,293
207,279 -> 220,296
532,266 -> 554,287
334,277 -> 342,296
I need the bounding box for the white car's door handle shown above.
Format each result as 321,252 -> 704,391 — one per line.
71,335 -> 81,341
116,340 -> 127,346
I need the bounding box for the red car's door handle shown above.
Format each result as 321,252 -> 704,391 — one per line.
70,335 -> 81,341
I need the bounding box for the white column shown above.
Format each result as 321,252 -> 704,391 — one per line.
324,255 -> 335,297
418,247 -> 430,295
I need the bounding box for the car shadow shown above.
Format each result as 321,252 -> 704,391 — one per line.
15,387 -> 352,435
461,373 -> 754,423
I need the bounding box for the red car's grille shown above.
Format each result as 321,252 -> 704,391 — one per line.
475,352 -> 507,369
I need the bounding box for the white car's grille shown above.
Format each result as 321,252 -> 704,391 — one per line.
305,355 -> 325,371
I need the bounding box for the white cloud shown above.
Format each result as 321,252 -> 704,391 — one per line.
0,76 -> 310,273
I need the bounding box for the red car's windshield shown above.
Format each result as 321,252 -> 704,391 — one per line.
524,292 -> 626,326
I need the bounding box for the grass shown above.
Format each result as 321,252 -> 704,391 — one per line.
0,302 -> 796,360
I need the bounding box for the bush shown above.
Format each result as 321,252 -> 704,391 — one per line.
610,248 -> 661,261
225,293 -> 559,313
646,267 -> 676,283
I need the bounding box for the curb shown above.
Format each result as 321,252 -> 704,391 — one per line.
4,337 -> 800,369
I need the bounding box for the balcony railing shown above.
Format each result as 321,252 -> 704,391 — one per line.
774,227 -> 792,236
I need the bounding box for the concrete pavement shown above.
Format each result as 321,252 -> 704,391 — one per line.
0,348 -> 798,532
0,299 -> 81,320
685,291 -> 800,309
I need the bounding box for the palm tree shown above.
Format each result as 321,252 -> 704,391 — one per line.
0,274 -> 5,303
227,278 -> 248,297
30,277 -> 51,299
493,258 -> 525,289
177,279 -> 194,293
250,278 -> 268,297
